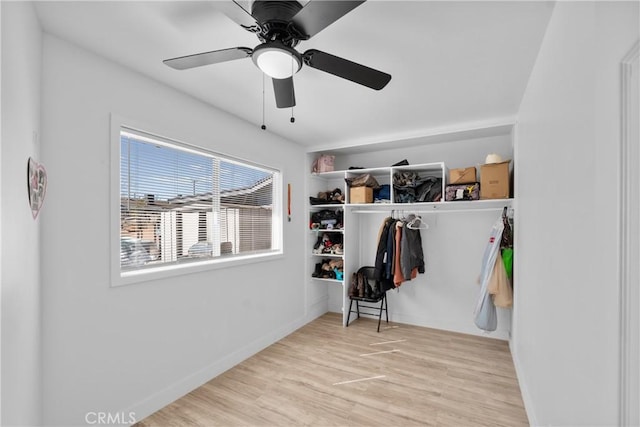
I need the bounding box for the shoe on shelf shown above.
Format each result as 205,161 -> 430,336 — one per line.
311,263 -> 322,278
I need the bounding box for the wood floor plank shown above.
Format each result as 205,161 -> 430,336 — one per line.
136,313 -> 528,426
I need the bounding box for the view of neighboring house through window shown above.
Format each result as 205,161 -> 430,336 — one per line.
120,128 -> 280,273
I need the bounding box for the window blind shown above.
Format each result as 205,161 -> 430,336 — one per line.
120,129 -> 278,272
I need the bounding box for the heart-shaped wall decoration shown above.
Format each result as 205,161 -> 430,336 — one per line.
27,157 -> 47,219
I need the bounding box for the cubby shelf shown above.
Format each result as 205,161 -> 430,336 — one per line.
311,277 -> 343,284
313,163 -> 448,204
309,204 -> 345,209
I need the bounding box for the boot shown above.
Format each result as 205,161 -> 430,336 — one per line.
357,273 -> 365,298
364,276 -> 372,299
371,280 -> 381,299
349,273 -> 358,297
311,263 -> 322,278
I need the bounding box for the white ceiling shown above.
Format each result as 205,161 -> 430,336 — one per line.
34,1 -> 554,148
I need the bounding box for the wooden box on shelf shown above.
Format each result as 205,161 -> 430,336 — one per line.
350,187 -> 373,204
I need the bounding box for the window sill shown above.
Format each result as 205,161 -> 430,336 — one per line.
112,250 -> 284,287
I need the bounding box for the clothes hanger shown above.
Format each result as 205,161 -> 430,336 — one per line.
407,214 -> 428,230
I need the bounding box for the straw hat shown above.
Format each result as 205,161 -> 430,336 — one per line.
484,153 -> 504,164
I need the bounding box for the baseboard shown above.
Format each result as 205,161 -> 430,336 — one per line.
389,312 -> 510,341
510,340 -> 539,427
124,313 -> 318,424
307,296 -> 329,322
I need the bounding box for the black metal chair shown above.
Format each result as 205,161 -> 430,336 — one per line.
346,266 -> 389,332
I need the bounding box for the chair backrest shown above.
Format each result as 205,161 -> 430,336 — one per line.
355,266 -> 386,299
357,265 -> 393,295
357,266 -> 377,281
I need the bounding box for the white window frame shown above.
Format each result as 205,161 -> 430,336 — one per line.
110,115 -> 283,287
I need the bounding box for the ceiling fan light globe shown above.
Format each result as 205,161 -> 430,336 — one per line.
252,44 -> 302,79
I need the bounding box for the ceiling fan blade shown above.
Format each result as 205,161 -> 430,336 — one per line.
291,0 -> 365,38
215,1 -> 259,31
303,49 -> 391,90
272,77 -> 296,108
163,47 -> 252,70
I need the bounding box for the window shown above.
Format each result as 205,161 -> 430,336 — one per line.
117,127 -> 282,280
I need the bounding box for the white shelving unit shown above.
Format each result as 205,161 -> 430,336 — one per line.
307,158 -> 514,327
304,122 -> 517,333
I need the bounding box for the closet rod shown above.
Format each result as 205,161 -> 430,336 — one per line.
351,207 -> 510,214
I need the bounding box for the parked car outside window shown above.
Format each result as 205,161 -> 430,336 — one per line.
121,237 -> 152,267
188,242 -> 213,258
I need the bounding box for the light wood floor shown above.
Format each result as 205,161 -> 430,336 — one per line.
137,313 -> 528,426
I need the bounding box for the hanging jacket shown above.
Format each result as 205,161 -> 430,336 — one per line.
373,217 -> 396,292
400,215 -> 426,280
393,222 -> 405,287
473,216 -> 505,332
385,220 -> 396,279
487,254 -> 513,308
374,217 -> 393,281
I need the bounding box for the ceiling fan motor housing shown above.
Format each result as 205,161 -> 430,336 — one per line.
251,0 -> 306,46
251,1 -> 303,25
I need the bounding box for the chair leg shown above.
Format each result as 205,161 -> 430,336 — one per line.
384,294 -> 389,323
346,299 -> 354,327
356,301 -> 360,319
377,297 -> 384,333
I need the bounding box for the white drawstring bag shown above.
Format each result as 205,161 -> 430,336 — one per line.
473,215 -> 505,332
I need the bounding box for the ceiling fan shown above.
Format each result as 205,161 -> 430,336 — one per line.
163,0 -> 392,108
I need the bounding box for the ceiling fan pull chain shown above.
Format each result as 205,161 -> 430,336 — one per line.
261,73 -> 267,130
290,59 -> 295,123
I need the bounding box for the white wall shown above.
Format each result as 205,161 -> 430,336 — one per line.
1,2 -> 3,422
1,2 -> 43,425
334,134 -> 513,171
513,2 -> 639,425
40,34 -> 308,425
623,40 -> 640,427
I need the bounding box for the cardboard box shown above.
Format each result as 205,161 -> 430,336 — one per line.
350,186 -> 373,204
480,161 -> 510,199
449,167 -> 477,184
